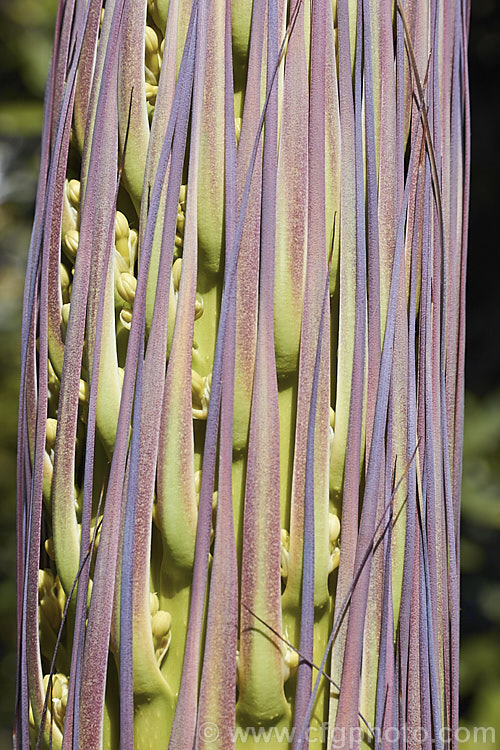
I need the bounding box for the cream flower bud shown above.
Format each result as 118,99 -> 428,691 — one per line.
151,609 -> 172,665
328,513 -> 341,573
38,569 -> 66,634
117,272 -> 137,305
67,179 -> 81,207
145,25 -> 161,81
46,418 -> 57,451
60,263 -> 71,302
48,359 -> 59,390
61,303 -> 70,333
194,293 -> 204,320
145,82 -> 158,104
45,537 -> 55,561
150,593 -> 160,617
63,229 -> 79,260
192,371 -> 211,420
152,610 -> 172,641
144,25 -> 159,57
115,210 -> 130,241
329,513 -> 340,544
283,647 -> 300,682
42,673 -> 69,732
115,211 -> 138,271
329,407 -> 336,457
176,210 -> 185,238
172,258 -> 182,291
79,378 -> 89,404
120,308 -> 133,330
129,229 -> 138,268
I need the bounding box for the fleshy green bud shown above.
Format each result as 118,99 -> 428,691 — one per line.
151,609 -> 172,666
45,537 -> 55,561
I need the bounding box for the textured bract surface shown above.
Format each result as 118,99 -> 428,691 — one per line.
16,0 -> 469,748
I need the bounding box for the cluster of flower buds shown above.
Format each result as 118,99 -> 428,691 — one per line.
29,674 -> 69,737
38,569 -> 66,661
144,24 -> 164,112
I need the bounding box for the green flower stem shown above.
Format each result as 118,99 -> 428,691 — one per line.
93,253 -> 123,458
158,579 -> 191,713
192,281 -> 220,378
277,381 -> 298,529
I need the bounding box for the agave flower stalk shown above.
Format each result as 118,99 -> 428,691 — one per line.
16,0 -> 469,748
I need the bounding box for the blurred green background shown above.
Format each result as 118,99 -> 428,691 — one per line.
0,0 -> 498,747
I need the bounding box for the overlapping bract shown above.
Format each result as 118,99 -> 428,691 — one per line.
16,0 -> 469,748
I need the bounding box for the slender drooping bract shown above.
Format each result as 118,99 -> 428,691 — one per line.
16,0 -> 469,748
